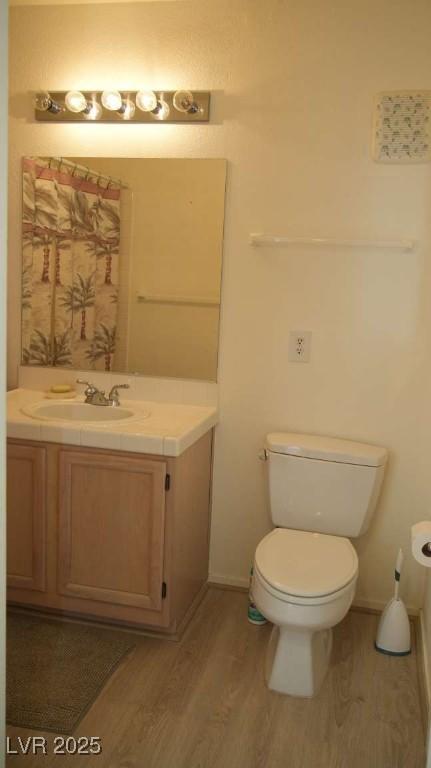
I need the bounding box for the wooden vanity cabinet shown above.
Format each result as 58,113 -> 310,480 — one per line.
7,432 -> 213,635
7,443 -> 47,593
58,450 -> 167,613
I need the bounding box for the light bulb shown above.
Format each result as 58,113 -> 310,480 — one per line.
65,90 -> 88,113
120,98 -> 136,120
34,91 -> 51,111
136,90 -> 157,112
173,90 -> 194,113
101,90 -> 123,111
152,99 -> 170,121
83,100 -> 103,121
34,91 -> 62,114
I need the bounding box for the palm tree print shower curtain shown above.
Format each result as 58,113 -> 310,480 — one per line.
21,157 -> 121,371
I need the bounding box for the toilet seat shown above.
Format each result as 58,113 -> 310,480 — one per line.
254,563 -> 357,607
254,528 -> 358,604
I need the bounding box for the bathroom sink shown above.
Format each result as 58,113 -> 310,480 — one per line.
21,401 -> 138,423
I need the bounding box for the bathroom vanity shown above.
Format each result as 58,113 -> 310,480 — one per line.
11,154 -> 225,635
6,388 -> 217,636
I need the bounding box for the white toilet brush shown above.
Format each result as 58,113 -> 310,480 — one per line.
375,548 -> 411,656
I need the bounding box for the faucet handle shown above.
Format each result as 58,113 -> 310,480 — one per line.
76,379 -> 99,395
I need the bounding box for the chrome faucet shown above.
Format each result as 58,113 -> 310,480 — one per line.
76,379 -> 130,407
108,384 -> 130,407
76,379 -> 108,405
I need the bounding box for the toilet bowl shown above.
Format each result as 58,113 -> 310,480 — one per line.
254,432 -> 387,699
252,528 -> 358,697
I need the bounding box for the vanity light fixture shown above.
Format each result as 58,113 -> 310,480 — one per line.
172,90 -> 199,114
34,90 -> 210,123
64,90 -> 105,121
83,100 -> 103,121
136,89 -> 158,112
152,98 -> 170,121
64,90 -> 89,114
34,91 -> 63,115
101,91 -> 136,119
101,89 -> 123,111
120,97 -> 136,120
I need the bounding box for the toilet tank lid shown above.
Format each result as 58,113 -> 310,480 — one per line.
266,433 -> 388,467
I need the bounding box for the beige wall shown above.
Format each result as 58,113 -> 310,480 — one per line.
8,0 -> 431,612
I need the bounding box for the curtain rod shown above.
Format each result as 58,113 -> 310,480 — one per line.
50,156 -> 129,191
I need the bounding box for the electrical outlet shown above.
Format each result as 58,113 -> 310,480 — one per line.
288,331 -> 312,363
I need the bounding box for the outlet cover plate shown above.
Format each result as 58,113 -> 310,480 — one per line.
288,331 -> 312,363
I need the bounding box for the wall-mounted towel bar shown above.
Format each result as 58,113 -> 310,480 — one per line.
136,293 -> 220,306
249,233 -> 416,252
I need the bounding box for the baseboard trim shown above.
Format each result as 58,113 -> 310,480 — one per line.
208,574 -> 250,590
417,610 -> 430,739
352,597 -> 419,618
208,579 -> 420,616
174,582 -> 209,641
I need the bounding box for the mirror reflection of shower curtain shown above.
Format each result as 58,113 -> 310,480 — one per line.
21,157 -> 121,371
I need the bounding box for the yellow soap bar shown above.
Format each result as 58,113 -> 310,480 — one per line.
50,384 -> 72,394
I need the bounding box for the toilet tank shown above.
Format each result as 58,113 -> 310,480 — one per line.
265,433 -> 388,537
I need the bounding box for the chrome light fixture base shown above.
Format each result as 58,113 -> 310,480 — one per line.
34,90 -> 210,123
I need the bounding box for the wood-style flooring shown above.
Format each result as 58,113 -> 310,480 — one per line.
6,588 -> 425,767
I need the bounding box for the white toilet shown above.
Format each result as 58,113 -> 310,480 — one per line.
252,432 -> 387,698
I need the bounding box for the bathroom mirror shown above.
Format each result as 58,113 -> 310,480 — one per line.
21,156 -> 226,381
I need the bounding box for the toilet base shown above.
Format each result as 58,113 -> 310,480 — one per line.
265,624 -> 333,697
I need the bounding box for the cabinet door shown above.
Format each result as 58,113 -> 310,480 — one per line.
58,450 -> 167,612
7,443 -> 47,592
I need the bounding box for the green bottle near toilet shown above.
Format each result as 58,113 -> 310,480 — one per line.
248,566 -> 267,625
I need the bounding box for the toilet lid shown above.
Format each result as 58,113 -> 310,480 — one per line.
255,529 -> 358,598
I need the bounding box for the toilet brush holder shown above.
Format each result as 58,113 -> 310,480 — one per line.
375,597 -> 411,655
375,548 -> 411,656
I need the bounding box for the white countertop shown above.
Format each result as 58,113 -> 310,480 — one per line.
7,388 -> 218,457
